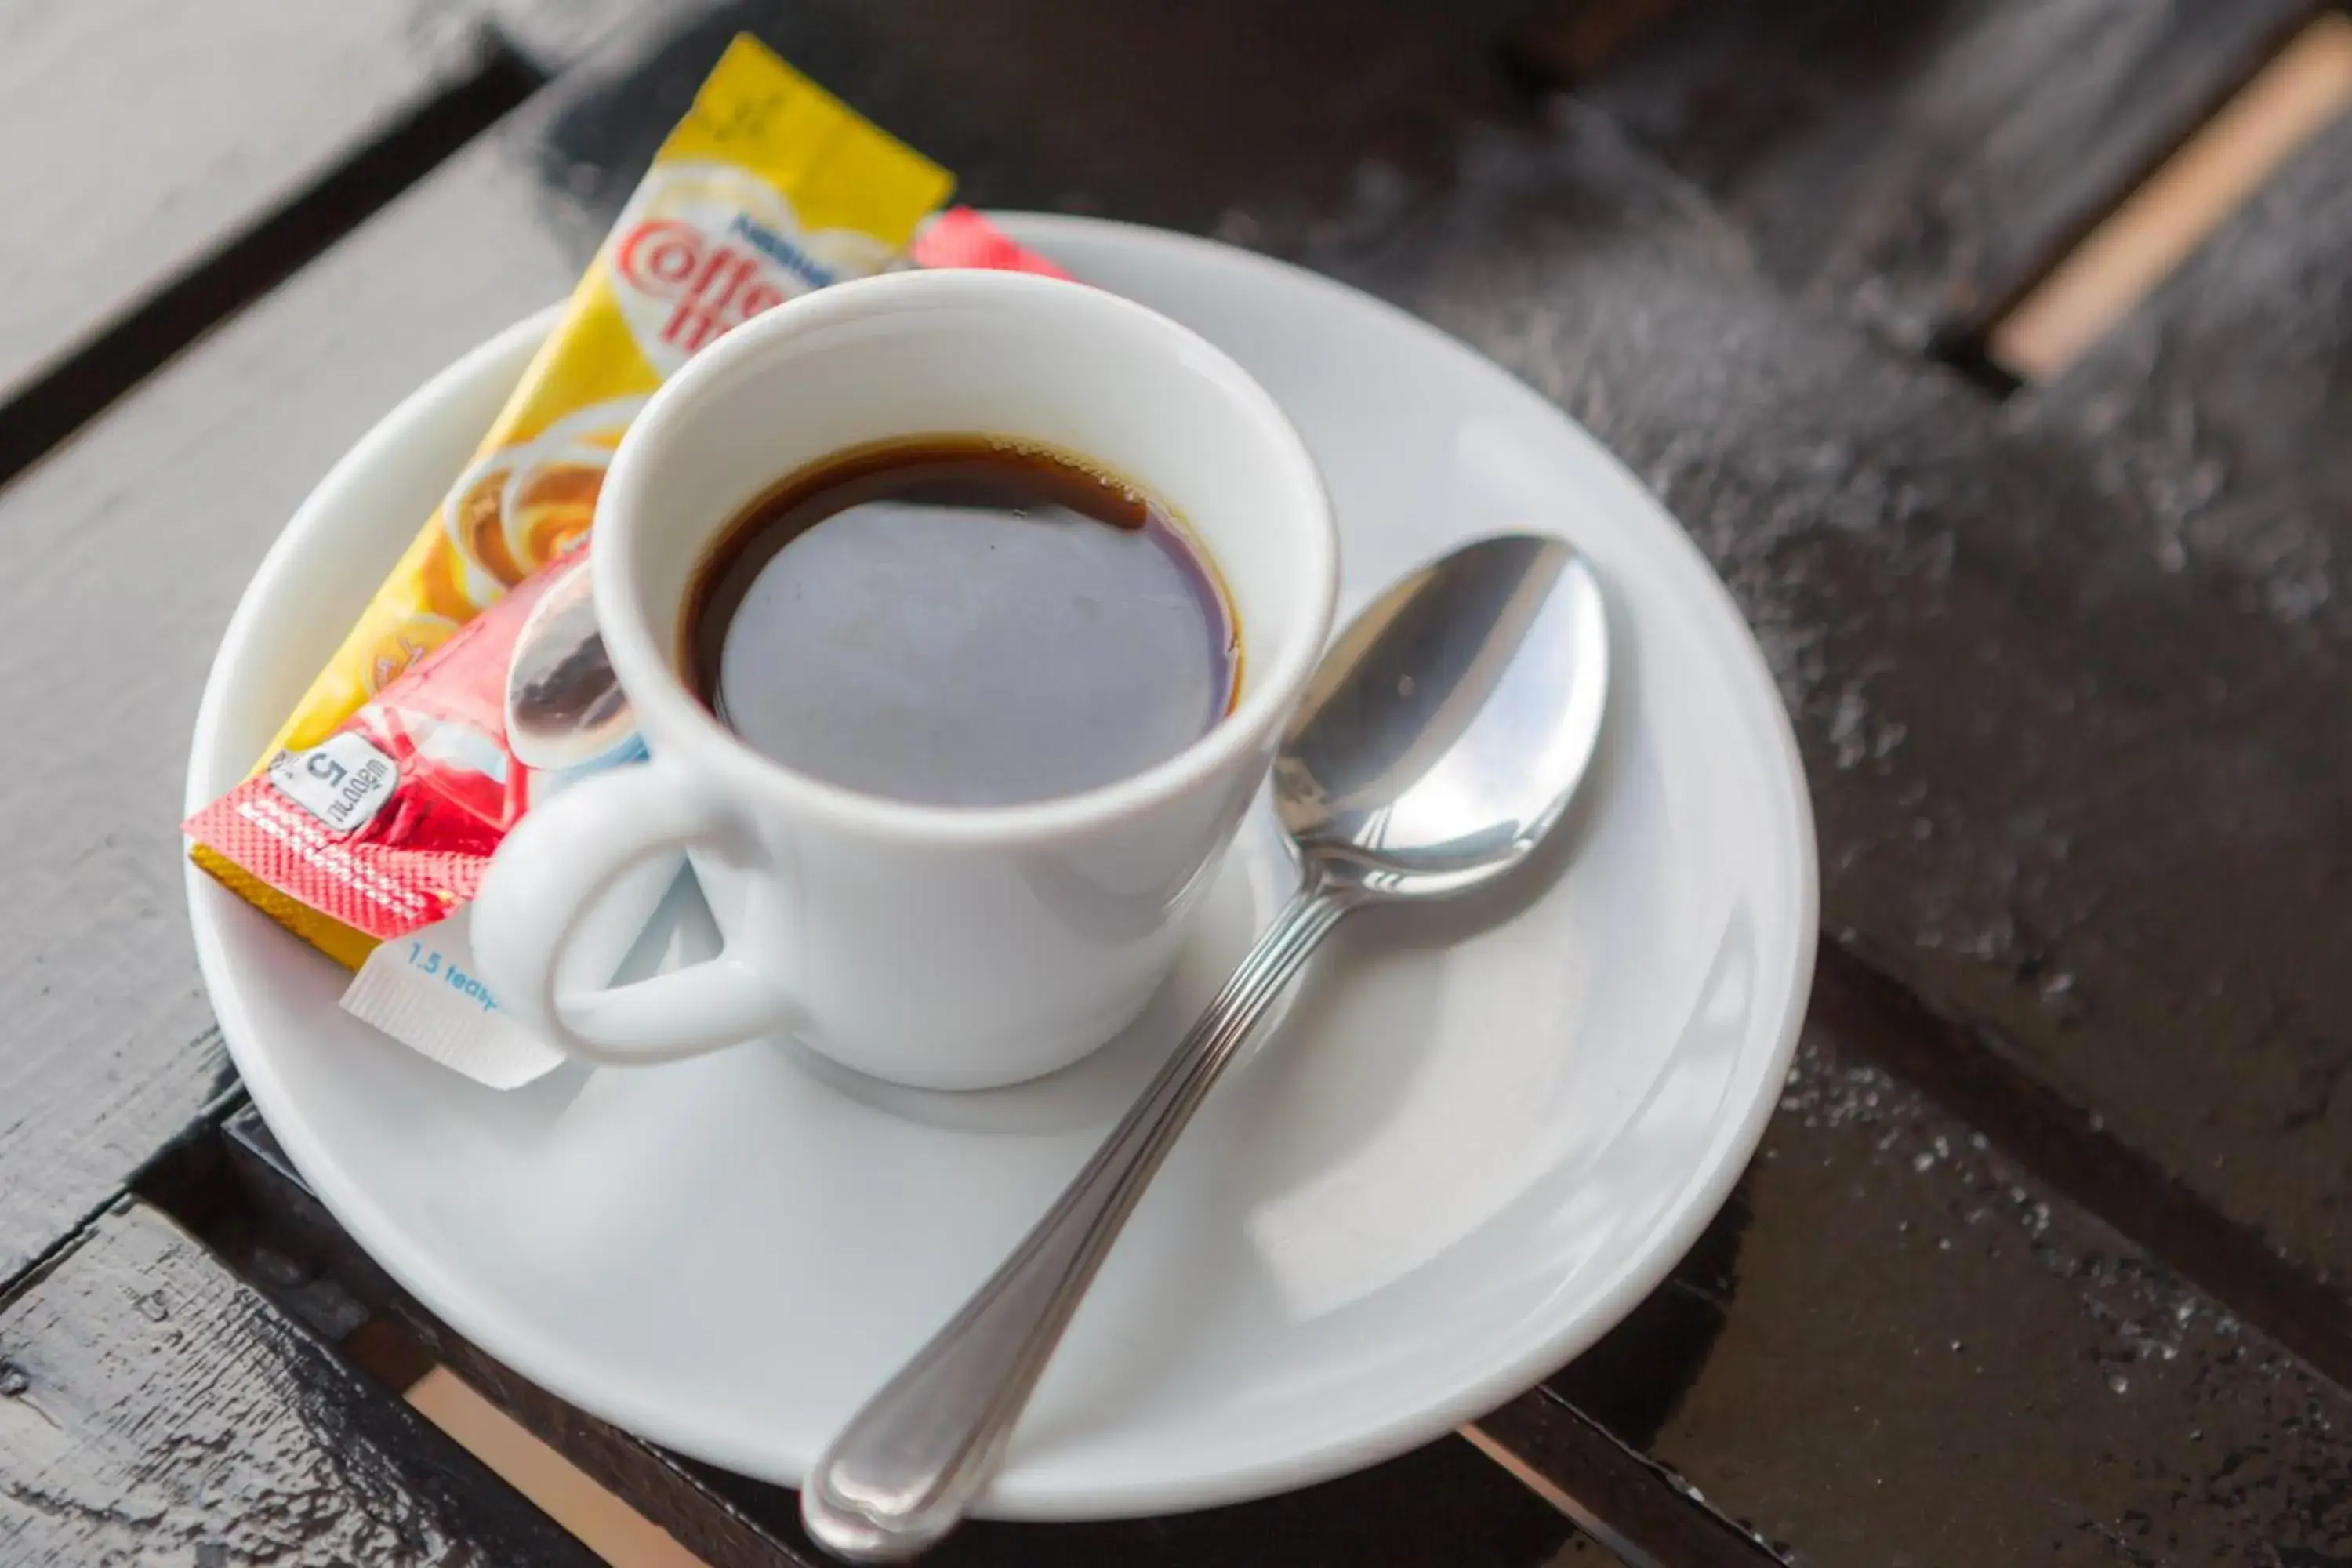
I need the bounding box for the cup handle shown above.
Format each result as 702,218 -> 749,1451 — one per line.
472,758 -> 799,1065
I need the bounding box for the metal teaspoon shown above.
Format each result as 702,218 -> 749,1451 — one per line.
803,532 -> 1611,1560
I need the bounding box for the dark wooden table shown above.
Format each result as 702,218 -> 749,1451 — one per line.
7,1 -> 2352,1561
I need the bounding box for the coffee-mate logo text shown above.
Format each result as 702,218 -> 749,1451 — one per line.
613,215 -> 798,357
605,163 -> 896,374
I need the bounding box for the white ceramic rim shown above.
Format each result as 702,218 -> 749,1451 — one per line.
187,214 -> 1817,1519
595,267 -> 1341,847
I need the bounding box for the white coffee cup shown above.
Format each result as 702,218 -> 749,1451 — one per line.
471,268 -> 1337,1090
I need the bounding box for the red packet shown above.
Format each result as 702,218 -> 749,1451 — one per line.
910,208 -> 1074,278
184,556 -> 633,945
185,554 -> 667,1086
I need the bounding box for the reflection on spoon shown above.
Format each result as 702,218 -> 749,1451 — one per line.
505,555 -> 633,775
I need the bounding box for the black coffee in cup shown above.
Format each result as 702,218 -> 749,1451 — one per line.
684,437 -> 1238,806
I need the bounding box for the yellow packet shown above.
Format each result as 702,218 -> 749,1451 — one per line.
198,35 -> 949,969
263,34 -> 951,764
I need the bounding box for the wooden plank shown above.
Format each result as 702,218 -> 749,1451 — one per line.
206,1111 -> 1579,1568
0,1 -> 513,413
0,1201 -> 594,1566
1537,1007 -> 2352,1562
0,93 -> 586,1284
1803,950 -> 2352,1399
1555,0 -> 2318,353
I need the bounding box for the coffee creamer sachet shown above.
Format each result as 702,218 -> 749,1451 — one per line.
190,34 -> 949,972
263,34 -> 950,766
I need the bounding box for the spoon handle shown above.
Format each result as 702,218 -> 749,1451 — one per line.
800,879 -> 1356,1561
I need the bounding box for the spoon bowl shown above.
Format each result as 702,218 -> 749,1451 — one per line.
1279,534 -> 1607,898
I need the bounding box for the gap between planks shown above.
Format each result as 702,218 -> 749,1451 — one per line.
1463,1399 -> 1788,1567
403,1362 -> 713,1568
0,1041 -> 240,1311
0,42 -> 540,492
336,1315 -> 729,1566
1991,10 -> 2352,379
1813,942 -> 2352,1399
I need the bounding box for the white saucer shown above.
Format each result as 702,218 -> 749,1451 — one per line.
185,215 -> 1816,1519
